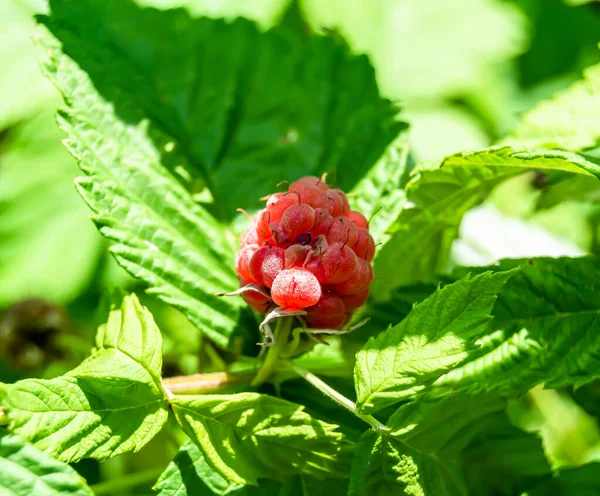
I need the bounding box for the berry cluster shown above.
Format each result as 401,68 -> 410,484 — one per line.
235,176 -> 375,329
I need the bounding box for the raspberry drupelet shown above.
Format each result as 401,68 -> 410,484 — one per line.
236,175 -> 375,329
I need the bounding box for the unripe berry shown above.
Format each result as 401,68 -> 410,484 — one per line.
235,244 -> 259,282
321,242 -> 358,284
348,211 -> 368,229
306,294 -> 346,329
280,204 -> 316,239
353,228 -> 376,262
267,192 -> 299,222
334,258 -> 373,295
250,246 -> 285,288
271,268 -> 322,309
327,217 -> 359,247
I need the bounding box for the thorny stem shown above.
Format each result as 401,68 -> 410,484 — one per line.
251,317 -> 293,386
289,362 -> 387,432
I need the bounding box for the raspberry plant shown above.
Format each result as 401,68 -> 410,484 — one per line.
3,1 -> 600,495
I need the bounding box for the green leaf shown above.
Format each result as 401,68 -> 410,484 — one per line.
0,113 -> 103,306
170,392 -> 353,485
348,430 -> 467,496
355,270 -> 515,414
430,256 -> 600,396
386,394 -> 505,460
0,431 -> 93,496
36,21 -> 247,349
2,294 -> 168,462
504,62 -> 600,151
461,413 -> 551,496
39,0 -> 404,218
523,463 -> 600,496
373,146 -> 600,298
349,141 -> 409,248
154,440 -> 244,496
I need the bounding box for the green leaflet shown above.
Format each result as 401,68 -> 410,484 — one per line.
0,431 -> 93,496
348,430 -> 467,496
461,414 -> 551,495
36,22 -> 245,348
355,270 -> 515,414
349,141 -> 408,248
523,463 -> 600,496
431,256 -> 600,396
504,62 -> 600,151
170,392 -> 353,485
2,294 -> 168,462
386,395 -> 505,460
154,440 -> 348,496
373,146 -> 600,299
154,440 -> 244,496
0,113 -> 103,306
39,0 -> 404,218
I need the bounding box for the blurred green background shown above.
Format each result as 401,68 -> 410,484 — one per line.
3,0 -> 600,493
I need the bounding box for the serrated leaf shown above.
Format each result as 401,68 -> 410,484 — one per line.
461,413 -> 551,496
0,113 -> 103,306
39,0 -> 404,218
36,25 -> 246,348
348,430 -> 467,496
171,392 -> 353,485
0,431 -> 93,496
429,257 -> 600,396
386,394 -> 505,460
504,62 -> 600,151
355,270 -> 515,414
349,141 -> 408,247
154,440 -> 244,496
373,146 -> 600,298
2,294 -> 168,462
523,463 -> 600,496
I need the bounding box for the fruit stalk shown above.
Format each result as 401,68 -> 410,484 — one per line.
289,362 -> 387,431
251,317 -> 293,386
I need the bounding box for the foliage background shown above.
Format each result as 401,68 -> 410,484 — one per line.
3,0 -> 600,494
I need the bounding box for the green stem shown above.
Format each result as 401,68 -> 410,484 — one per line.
251,318 -> 293,386
90,468 -> 164,495
290,362 -> 387,431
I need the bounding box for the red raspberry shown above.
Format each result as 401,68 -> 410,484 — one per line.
306,293 -> 346,329
348,211 -> 369,229
327,216 -> 359,247
232,175 -> 375,330
271,268 -> 322,309
333,258 -> 374,295
353,228 -> 375,262
250,246 -> 285,288
235,244 -> 259,282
